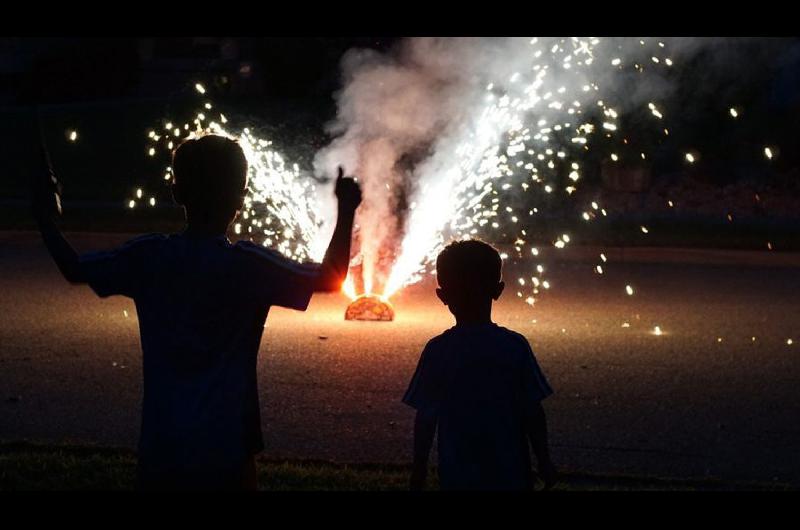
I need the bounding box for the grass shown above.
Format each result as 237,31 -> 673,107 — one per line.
0,442 -> 790,491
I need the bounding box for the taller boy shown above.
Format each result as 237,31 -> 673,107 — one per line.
33,134 -> 362,490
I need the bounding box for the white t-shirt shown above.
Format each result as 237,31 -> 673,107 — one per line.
403,323 -> 553,490
80,233 -> 318,474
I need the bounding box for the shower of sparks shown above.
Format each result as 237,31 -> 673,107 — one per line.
131,38 -> 762,313
376,37 -> 684,301
137,113 -> 328,260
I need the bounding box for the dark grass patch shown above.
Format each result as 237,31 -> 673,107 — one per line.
0,442 -> 790,491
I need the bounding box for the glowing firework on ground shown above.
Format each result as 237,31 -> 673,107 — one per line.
344,294 -> 395,321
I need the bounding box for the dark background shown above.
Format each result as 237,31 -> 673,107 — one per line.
3,37 -> 800,178
1,38 -> 397,202
1,37 -> 799,247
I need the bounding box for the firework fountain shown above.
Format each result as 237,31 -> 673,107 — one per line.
135,37 -> 749,321
315,37 -> 680,309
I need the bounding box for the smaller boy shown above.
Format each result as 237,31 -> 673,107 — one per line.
403,239 -> 557,491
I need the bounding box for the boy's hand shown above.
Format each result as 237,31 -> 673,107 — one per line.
32,141 -> 62,222
409,465 -> 428,491
539,460 -> 558,490
334,166 -> 362,212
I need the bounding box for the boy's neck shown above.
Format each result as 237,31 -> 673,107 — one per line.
183,225 -> 227,237
183,223 -> 228,238
183,210 -> 232,238
453,305 -> 494,326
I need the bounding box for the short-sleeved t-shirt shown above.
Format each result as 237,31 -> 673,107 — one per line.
79,233 -> 319,474
403,323 -> 553,491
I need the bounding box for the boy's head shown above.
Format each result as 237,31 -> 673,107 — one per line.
435,239 -> 505,318
171,134 -> 248,224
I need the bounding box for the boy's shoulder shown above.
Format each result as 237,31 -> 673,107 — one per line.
232,240 -> 284,260
112,233 -> 169,254
494,325 -> 533,350
424,329 -> 452,349
231,240 -> 320,273
428,324 -> 532,353
126,232 -> 169,244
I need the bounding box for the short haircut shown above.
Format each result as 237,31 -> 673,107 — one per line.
436,239 -> 502,292
172,134 -> 248,206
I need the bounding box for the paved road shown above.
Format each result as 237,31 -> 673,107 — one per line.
2,231 -> 799,486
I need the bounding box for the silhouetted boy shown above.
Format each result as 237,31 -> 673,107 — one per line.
33,134 -> 361,490
403,239 -> 556,491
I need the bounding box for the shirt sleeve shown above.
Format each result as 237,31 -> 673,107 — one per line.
78,235 -> 160,298
517,338 -> 554,407
237,243 -> 320,311
402,340 -> 444,416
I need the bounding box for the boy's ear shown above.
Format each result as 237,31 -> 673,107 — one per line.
492,281 -> 505,301
435,287 -> 448,306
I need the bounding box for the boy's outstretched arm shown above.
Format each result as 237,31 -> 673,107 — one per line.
32,143 -> 86,285
526,402 -> 558,490
410,410 -> 436,491
314,167 -> 362,292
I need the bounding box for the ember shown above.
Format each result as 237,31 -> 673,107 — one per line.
344,295 -> 395,322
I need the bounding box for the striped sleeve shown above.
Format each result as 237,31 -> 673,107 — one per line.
235,242 -> 320,311
402,338 -> 444,417
512,333 -> 554,405
79,234 -> 165,298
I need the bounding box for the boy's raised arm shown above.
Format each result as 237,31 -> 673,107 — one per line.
32,141 -> 86,285
314,167 -> 362,292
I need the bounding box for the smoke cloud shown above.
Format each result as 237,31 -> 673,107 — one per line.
312,37 -> 783,296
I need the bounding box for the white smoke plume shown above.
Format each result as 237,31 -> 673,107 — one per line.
312,37 -> 779,298
314,37 -> 535,295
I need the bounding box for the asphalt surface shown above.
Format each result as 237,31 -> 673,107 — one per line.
1,231 -> 799,486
